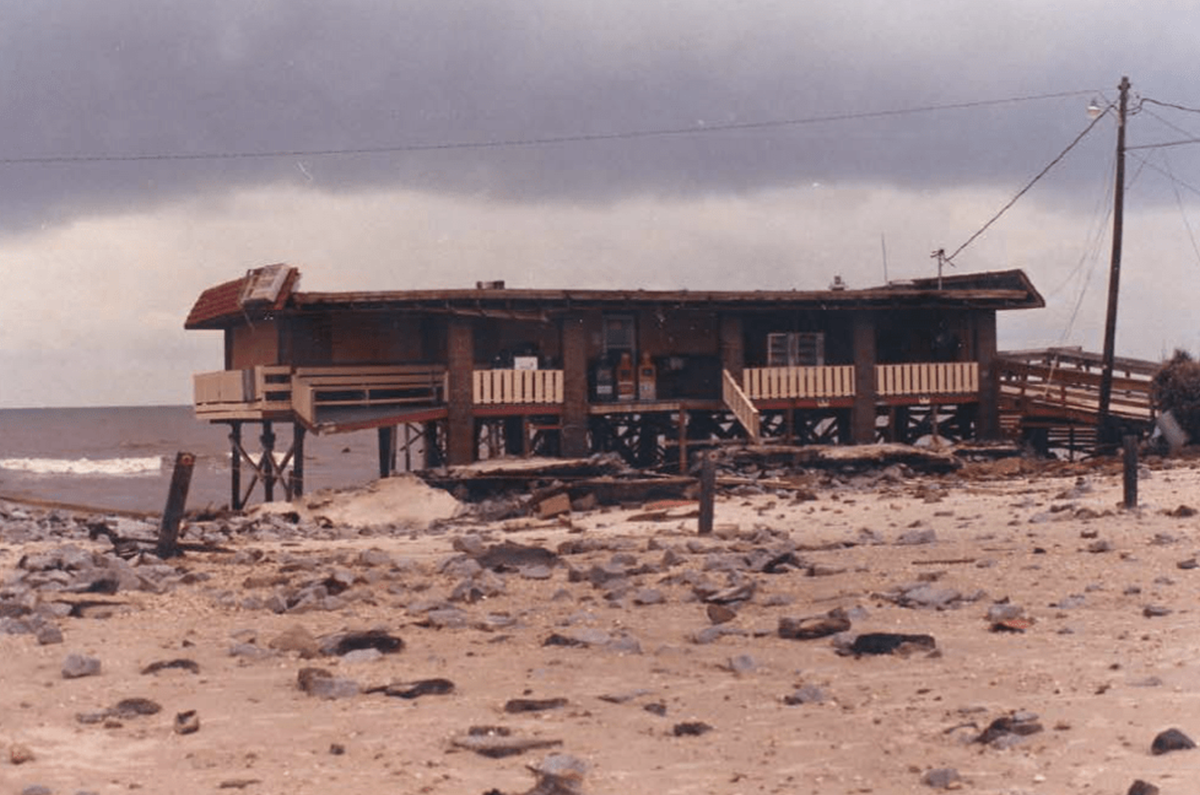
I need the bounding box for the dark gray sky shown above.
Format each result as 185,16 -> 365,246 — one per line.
3,1 -> 1200,406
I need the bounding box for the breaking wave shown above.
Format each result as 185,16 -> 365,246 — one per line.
0,456 -> 164,477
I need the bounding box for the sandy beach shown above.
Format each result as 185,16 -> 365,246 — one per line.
2,454 -> 1200,795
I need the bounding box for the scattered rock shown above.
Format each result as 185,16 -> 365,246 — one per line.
1127,780 -> 1160,795
297,667 -> 359,699
9,742 -> 35,764
921,768 -> 961,789
1151,727 -> 1195,755
62,653 -> 101,679
1143,605 -> 1173,618
783,685 -> 826,705
706,603 -> 737,624
268,625 -> 320,658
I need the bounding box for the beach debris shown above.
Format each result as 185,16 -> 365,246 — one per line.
141,658 -> 200,675
1151,727 -> 1195,755
505,697 -> 568,713
366,678 -> 455,699
975,711 -> 1044,747
62,653 -> 102,679
451,726 -> 563,758
174,709 -> 200,735
76,697 -> 162,725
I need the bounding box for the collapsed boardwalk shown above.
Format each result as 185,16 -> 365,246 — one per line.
185,264 -> 1043,507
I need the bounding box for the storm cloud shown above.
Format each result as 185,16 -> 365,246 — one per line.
3,2 -> 1200,406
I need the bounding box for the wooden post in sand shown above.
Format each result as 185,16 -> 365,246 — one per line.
1122,434 -> 1138,508
698,450 -> 716,535
157,451 -> 195,559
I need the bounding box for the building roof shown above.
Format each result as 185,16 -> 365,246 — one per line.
185,265 -> 300,329
185,266 -> 1043,329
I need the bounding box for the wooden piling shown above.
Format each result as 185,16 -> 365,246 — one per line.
1122,434 -> 1138,508
156,451 -> 196,559
698,450 -> 716,535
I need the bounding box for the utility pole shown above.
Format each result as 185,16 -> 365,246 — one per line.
1097,75 -> 1131,448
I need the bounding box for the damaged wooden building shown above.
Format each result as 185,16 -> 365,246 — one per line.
185,264 -> 1044,507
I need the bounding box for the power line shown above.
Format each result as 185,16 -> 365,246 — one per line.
944,106 -> 1110,263
1142,97 -> 1200,114
0,89 -> 1097,167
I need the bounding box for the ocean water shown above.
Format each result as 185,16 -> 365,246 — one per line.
0,406 -> 391,514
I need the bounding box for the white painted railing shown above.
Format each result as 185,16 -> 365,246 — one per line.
722,370 -> 761,443
473,369 -> 564,405
875,362 -> 979,396
743,365 -> 856,400
194,365 -> 292,419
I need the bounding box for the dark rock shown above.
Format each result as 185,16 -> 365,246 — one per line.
1128,780 -> 1160,795
1151,727 -> 1195,755
848,632 -> 936,656
321,629 -> 404,657
706,603 -> 737,624
672,721 -> 712,737
141,658 -> 200,675
643,702 -> 667,716
1143,605 -> 1172,618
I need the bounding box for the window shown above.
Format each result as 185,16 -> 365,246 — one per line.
603,315 -> 635,354
767,332 -> 824,366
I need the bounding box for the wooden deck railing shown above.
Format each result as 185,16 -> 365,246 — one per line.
876,362 -> 979,397
194,365 -> 293,420
722,369 -> 761,443
743,365 -> 856,400
995,352 -> 1154,423
473,369 -> 564,404
291,365 -> 447,427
